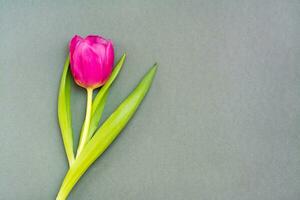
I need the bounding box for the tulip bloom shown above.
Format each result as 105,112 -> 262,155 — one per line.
70,35 -> 114,89
69,34 -> 114,156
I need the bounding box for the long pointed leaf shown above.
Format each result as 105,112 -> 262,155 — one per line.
88,90 -> 109,138
58,55 -> 74,166
56,64 -> 157,199
88,54 -> 126,139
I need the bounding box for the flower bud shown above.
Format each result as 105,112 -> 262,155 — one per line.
69,35 -> 114,89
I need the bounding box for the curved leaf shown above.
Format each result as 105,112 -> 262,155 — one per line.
58,55 -> 74,166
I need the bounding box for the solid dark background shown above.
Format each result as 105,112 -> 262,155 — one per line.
0,0 -> 299,199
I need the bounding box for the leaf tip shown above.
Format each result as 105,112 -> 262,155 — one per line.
151,63 -> 158,74
120,53 -> 126,62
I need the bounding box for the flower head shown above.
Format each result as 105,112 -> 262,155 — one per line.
69,35 -> 114,89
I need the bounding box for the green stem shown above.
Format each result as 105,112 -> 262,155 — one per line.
76,88 -> 93,157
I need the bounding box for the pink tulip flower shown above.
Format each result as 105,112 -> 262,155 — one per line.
68,34 -> 114,157
69,35 -> 114,89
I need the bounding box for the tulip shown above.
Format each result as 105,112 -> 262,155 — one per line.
69,34 -> 114,156
70,35 -> 114,89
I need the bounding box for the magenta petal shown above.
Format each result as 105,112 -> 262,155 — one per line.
85,35 -> 108,45
69,35 -> 83,55
69,35 -> 83,65
105,41 -> 114,70
91,43 -> 106,61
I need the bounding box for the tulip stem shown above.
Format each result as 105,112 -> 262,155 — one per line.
76,88 -> 93,157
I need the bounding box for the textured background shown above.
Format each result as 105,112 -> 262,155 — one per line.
0,0 -> 299,199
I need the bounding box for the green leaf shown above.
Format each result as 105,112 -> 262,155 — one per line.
88,91 -> 109,139
88,53 -> 126,139
56,64 -> 158,199
57,55 -> 75,166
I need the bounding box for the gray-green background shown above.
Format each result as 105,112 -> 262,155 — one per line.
0,0 -> 299,199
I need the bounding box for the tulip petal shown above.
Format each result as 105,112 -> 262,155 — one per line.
71,42 -> 105,88
69,35 -> 83,63
105,41 -> 114,72
56,64 -> 158,199
85,35 -> 108,45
